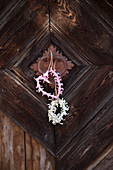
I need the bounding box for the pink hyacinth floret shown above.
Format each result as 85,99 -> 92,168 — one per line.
34,67 -> 64,99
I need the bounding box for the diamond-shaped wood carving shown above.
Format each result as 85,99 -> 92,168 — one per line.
0,0 -> 113,169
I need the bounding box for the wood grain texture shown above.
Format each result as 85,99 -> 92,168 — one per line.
11,31 -> 51,100
26,133 -> 55,170
50,0 -> 113,64
0,0 -> 15,13
0,70 -> 55,155
0,0 -> 113,169
93,148 -> 113,170
0,110 -> 55,170
85,0 -> 113,28
88,143 -> 113,170
55,66 -> 113,154
0,0 -> 49,69
56,97 -> 113,170
0,110 -> 25,170
51,28 -> 91,66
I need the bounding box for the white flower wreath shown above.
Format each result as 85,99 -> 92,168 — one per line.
48,98 -> 69,125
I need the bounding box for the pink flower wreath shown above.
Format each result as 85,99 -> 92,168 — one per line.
34,67 -> 64,100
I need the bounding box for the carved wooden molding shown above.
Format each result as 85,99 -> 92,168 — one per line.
30,45 -> 74,78
30,45 -> 74,88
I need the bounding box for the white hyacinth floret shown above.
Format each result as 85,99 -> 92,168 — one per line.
48,98 -> 69,125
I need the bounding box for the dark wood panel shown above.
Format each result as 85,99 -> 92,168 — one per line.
0,0 -> 16,15
0,70 -> 55,155
11,31 -> 51,102
50,0 -> 113,64
55,66 -> 113,153
0,0 -> 49,69
63,66 -> 92,95
51,31 -> 92,65
0,110 -> 25,170
1,0 -> 113,169
93,147 -> 113,170
88,143 -> 113,170
56,98 -> 113,170
8,24 -> 50,70
85,0 -> 113,28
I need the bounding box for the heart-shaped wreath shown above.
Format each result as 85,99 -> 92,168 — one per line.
34,67 -> 64,100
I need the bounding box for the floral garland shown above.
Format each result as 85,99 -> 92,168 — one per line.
34,53 -> 69,125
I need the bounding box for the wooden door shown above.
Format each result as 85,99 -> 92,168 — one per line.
0,0 -> 113,169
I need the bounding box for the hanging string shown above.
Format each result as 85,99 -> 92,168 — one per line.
53,59 -> 59,102
54,59 -> 58,97
48,50 -> 53,71
47,50 -> 59,101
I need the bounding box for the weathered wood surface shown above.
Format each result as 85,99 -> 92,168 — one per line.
0,110 -> 25,170
51,32 -> 91,65
88,143 -> 113,170
26,133 -> 55,170
12,31 -> 51,97
0,70 -> 55,155
50,0 -> 113,64
55,66 -> 113,154
0,110 -> 55,170
85,0 -> 113,28
0,0 -> 13,13
93,148 -> 113,170
56,97 -> 113,169
0,0 -> 49,69
0,0 -> 113,169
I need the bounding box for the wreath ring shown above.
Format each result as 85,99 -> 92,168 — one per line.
48,98 -> 69,125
